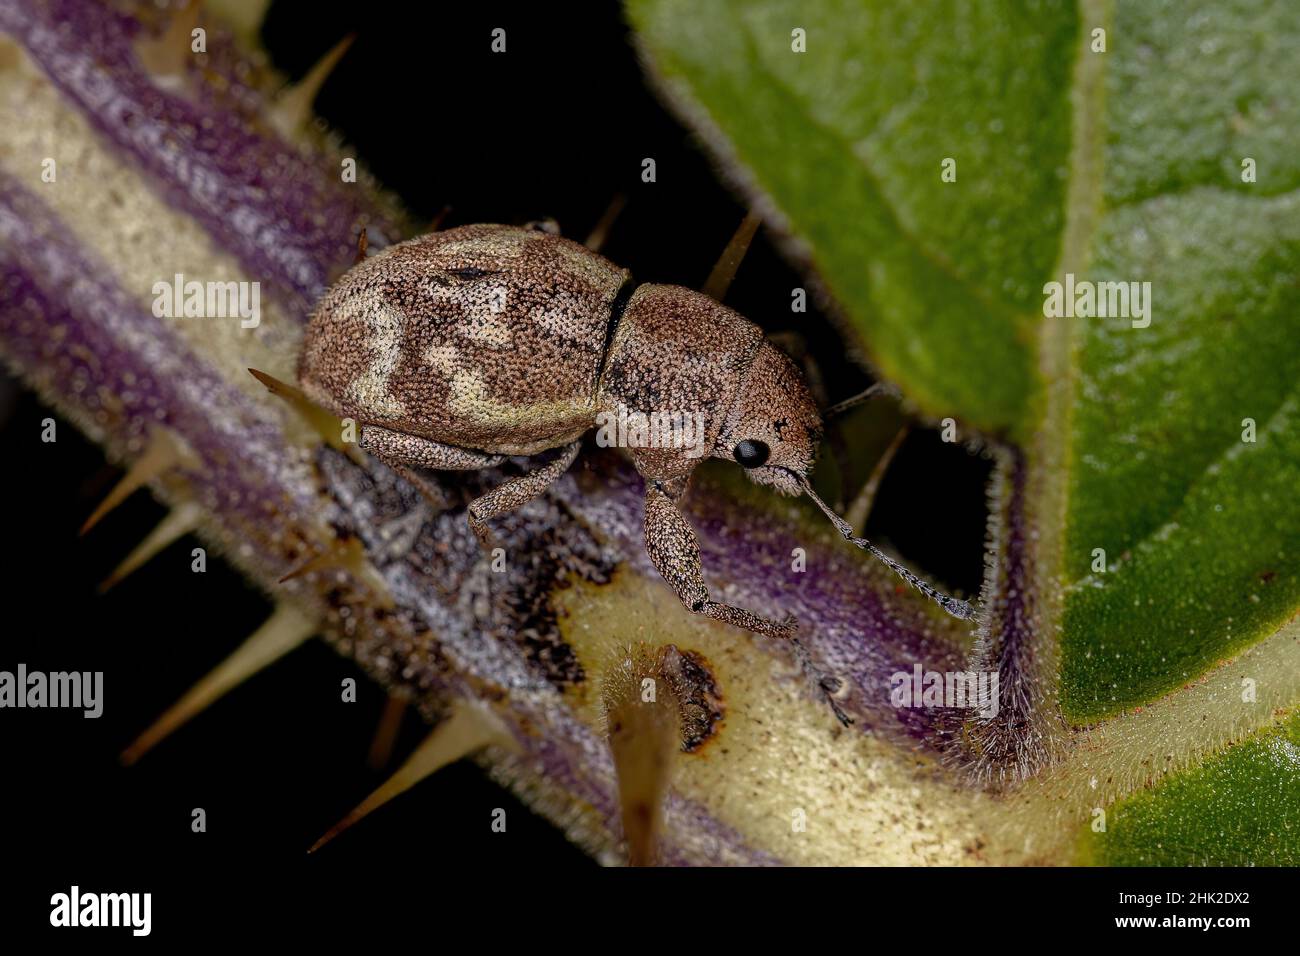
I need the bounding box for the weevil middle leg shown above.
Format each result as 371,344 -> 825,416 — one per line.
465,440 -> 583,547
360,424 -> 582,545
359,423 -> 505,511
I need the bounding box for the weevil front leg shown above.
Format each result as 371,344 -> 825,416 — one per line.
359,424 -> 506,509
466,440 -> 583,547
644,477 -> 797,639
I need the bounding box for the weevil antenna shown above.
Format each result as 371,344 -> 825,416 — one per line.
583,193 -> 627,252
822,382 -> 900,420
797,474 -> 977,622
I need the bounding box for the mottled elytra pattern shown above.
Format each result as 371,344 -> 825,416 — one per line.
300,224 -> 630,456
299,223 -> 963,639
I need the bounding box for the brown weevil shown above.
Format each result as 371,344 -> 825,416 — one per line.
295,223 -> 975,638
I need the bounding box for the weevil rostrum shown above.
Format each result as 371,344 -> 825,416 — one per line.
296,223 -> 975,638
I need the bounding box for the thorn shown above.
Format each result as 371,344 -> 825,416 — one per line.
247,368 -> 365,464
278,535 -> 394,609
844,423 -> 910,535
701,209 -> 762,302
524,217 -> 561,236
601,644 -> 684,867
120,604 -> 316,765
80,428 -> 196,535
309,700 -> 518,853
268,34 -> 356,138
213,0 -> 274,40
278,544 -> 337,583
354,227 -> 368,265
583,193 -> 627,252
134,0 -> 201,82
98,501 -> 203,593
366,693 -> 408,770
246,366 -> 300,398
428,205 -> 452,233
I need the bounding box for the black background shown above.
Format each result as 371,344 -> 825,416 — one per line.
0,0 -> 993,908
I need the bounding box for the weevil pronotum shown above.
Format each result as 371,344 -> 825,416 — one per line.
293,222 -> 975,638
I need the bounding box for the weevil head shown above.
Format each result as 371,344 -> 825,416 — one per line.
713,340 -> 823,496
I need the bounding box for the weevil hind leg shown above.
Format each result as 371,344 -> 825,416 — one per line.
359,424 -> 506,510
391,465 -> 456,512
465,440 -> 583,548
360,424 -> 507,470
643,477 -> 797,640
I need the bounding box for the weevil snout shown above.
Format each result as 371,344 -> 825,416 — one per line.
713,340 -> 822,497
714,338 -> 977,621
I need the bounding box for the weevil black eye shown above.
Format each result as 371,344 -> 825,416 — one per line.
733,439 -> 770,468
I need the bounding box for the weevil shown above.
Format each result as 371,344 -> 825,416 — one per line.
296,223 -> 975,638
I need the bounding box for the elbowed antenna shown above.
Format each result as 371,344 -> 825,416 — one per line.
798,475 -> 977,622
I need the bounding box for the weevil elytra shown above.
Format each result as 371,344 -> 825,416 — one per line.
296,223 -> 975,638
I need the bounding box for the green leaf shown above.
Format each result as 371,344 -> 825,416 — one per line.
627,0 -> 1076,438
627,0 -> 1300,725
1079,712 -> 1300,866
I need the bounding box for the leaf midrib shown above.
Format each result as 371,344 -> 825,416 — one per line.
1029,0 -> 1110,728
